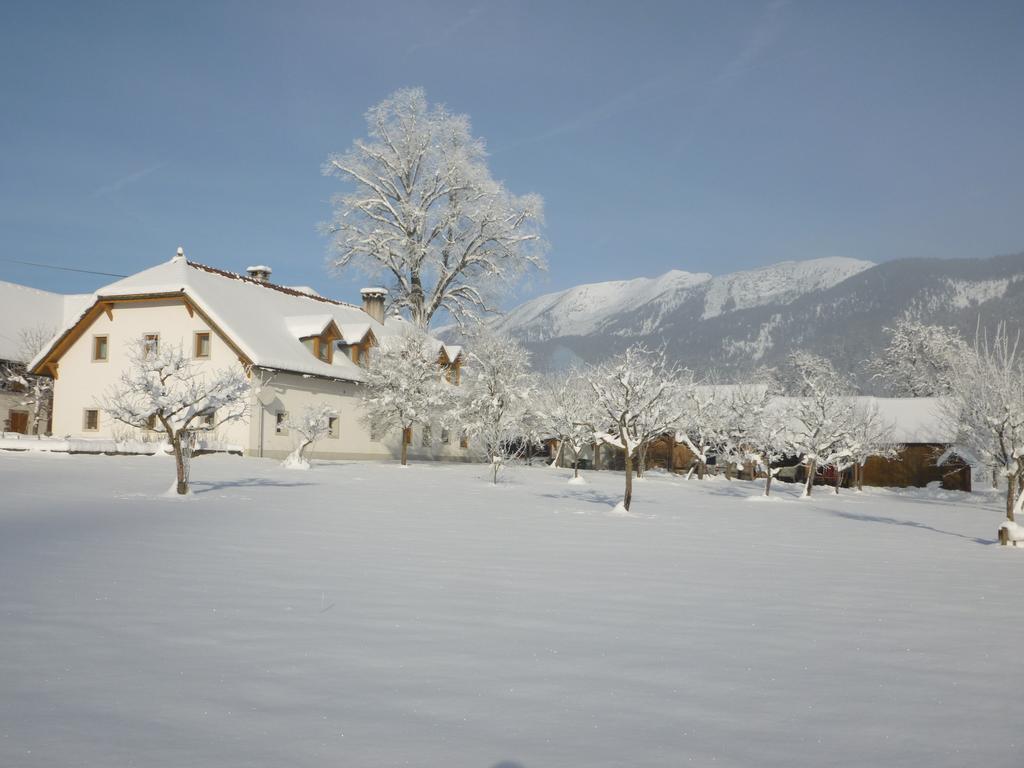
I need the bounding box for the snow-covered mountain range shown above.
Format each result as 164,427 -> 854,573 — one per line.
474,252 -> 1024,386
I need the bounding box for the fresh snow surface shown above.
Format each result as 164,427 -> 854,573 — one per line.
1,453 -> 1021,768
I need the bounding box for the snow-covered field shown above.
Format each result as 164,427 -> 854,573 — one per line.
1,452 -> 1021,768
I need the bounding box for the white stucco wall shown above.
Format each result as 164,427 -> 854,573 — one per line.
50,299 -> 250,447
48,298 -> 477,463
250,371 -> 475,462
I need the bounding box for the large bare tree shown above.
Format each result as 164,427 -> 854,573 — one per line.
322,88 -> 546,328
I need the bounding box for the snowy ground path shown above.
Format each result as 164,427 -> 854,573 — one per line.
1,452 -> 1020,767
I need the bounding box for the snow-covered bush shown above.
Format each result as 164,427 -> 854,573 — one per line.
282,404 -> 336,470
360,327 -> 452,466
100,341 -> 250,495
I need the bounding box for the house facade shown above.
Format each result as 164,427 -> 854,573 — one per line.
28,251 -> 469,462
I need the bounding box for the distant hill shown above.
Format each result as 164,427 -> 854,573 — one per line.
463,252 -> 1024,388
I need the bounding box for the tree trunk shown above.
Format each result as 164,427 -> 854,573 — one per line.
668,436 -> 676,474
697,459 -> 706,480
401,429 -> 409,466
1006,471 -> 1017,523
834,467 -> 841,494
171,433 -> 188,495
803,459 -> 816,497
725,462 -> 733,481
637,443 -> 646,478
764,471 -> 773,497
623,451 -> 633,511
593,443 -> 602,471
492,457 -> 500,485
573,449 -> 580,479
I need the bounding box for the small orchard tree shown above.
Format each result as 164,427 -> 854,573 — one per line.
360,327 -> 452,466
678,377 -> 728,480
589,346 -> 682,511
785,352 -> 856,498
724,380 -> 788,494
282,404 -> 336,469
323,87 -> 546,328
869,316 -> 966,396
944,323 -> 1024,530
458,331 -> 535,484
100,342 -> 250,495
842,401 -> 900,492
538,369 -> 600,480
1,324 -> 57,437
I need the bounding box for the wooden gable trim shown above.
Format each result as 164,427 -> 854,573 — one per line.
30,291 -> 254,377
180,295 -> 253,368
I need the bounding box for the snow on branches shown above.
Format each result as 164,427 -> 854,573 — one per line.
360,326 -> 453,466
536,369 -> 599,480
457,331 -> 536,484
944,323 -> 1024,525
589,345 -> 683,511
282,404 -> 336,470
100,341 -> 250,494
322,88 -> 546,328
870,316 -> 966,396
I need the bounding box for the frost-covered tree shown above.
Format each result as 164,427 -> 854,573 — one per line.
944,324 -> 1024,529
458,332 -> 535,484
1,324 -> 57,437
536,371 -> 599,479
869,317 -> 966,396
100,342 -> 250,495
841,401 -> 900,493
323,88 -> 546,328
677,377 -> 728,480
723,380 -> 788,495
282,404 -> 336,470
360,327 -> 452,466
785,352 -> 856,498
590,346 -> 682,511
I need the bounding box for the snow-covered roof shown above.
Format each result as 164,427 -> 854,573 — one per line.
284,314 -> 337,339
443,344 -> 463,362
854,396 -> 956,445
337,323 -> 373,345
768,395 -> 955,445
30,257 -> 449,382
0,280 -> 91,363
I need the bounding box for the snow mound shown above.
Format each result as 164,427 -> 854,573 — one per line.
567,476 -> 587,485
999,521 -> 1024,543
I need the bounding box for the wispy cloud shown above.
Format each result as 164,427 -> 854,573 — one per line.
407,2 -> 489,55
91,162 -> 166,197
715,0 -> 791,86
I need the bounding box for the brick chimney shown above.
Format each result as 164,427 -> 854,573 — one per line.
246,265 -> 272,283
360,287 -> 387,324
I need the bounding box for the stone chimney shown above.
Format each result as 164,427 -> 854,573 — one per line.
246,265 -> 272,283
360,287 -> 387,324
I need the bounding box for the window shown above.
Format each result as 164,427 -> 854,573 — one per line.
194,332 -> 211,359
143,333 -> 159,357
275,412 -> 288,435
83,409 -> 99,431
92,335 -> 108,362
328,416 -> 339,439
315,337 -> 330,362
459,431 -> 468,449
441,428 -> 450,444
421,425 -> 432,447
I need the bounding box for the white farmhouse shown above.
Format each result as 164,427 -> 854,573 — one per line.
28,249 -> 468,461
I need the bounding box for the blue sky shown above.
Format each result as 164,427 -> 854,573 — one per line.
1,0 -> 1022,307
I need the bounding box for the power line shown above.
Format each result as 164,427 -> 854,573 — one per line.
0,257 -> 126,278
